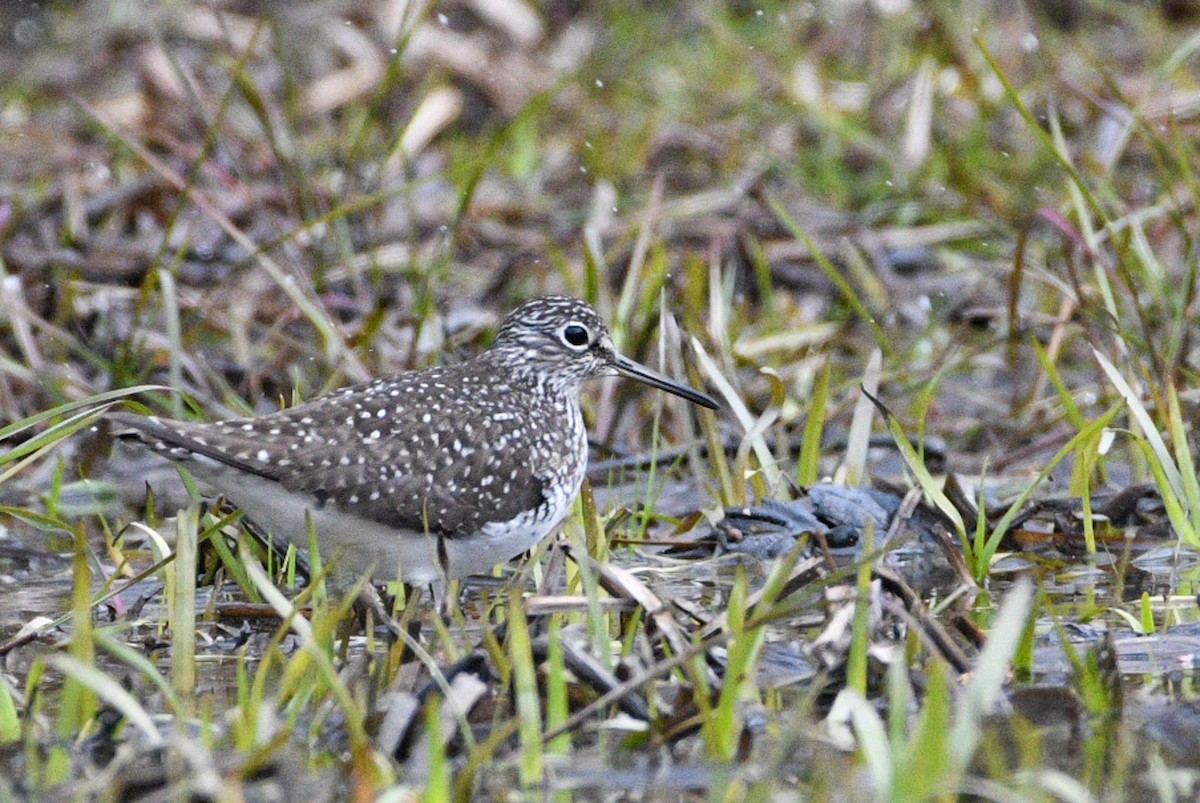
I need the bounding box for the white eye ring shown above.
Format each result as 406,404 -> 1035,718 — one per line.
560,323 -> 591,350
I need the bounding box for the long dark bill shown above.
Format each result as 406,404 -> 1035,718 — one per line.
613,354 -> 719,410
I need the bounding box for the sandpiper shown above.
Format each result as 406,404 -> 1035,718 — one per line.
111,296 -> 717,590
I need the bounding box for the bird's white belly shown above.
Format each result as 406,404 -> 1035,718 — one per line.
195,460 -> 583,588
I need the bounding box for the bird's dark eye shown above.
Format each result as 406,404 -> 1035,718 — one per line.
561,324 -> 590,348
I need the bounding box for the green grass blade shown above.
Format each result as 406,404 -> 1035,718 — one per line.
797,357 -> 831,486
835,689 -> 893,798
1093,349 -> 1184,504
1030,335 -> 1085,429
172,505 -> 198,707
766,195 -> 892,355
985,406 -> 1123,566
1166,383 -> 1200,535
0,385 -> 169,443
864,388 -> 965,540
949,578 -> 1034,766
1133,437 -> 1200,547
507,594 -> 542,789
93,630 -> 187,720
845,522 -> 874,696
0,676 -> 19,744
49,655 -> 163,747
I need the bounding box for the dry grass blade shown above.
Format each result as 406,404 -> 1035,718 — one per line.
838,351 -> 881,488
375,692 -> 420,757
690,336 -> 781,499
523,595 -> 637,615
564,545 -> 689,657
74,98 -> 369,382
394,86 -> 464,165
949,578 -> 1034,764
405,672 -> 488,779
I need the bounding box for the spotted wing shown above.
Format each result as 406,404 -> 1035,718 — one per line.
275,372 -> 550,538
109,411 -> 291,481
113,367 -> 554,538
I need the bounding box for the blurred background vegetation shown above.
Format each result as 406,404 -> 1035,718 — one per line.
3,0 -> 1200,799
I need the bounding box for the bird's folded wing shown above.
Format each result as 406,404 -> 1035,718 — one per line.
281,439 -> 549,538
108,412 -> 289,481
